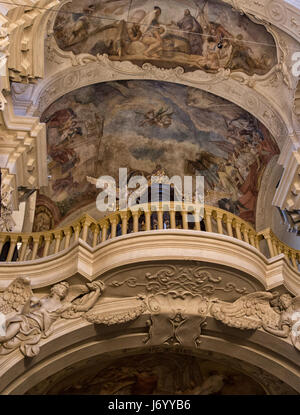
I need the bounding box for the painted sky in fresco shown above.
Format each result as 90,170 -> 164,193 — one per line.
39,80 -> 279,225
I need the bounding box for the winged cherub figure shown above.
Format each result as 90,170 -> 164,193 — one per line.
0,278 -> 105,357
210,291 -> 300,351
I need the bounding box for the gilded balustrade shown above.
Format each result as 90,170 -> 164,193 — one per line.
0,203 -> 299,271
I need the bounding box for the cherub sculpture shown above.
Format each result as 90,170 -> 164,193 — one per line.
0,277 -> 105,357
210,292 -> 300,351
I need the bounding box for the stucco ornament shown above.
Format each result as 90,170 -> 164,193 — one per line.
143,292 -> 210,348
84,300 -> 147,325
1,277 -> 299,358
0,278 -> 105,357
211,291 -> 300,351
0,180 -> 15,232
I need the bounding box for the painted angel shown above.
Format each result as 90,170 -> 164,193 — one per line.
210,292 -> 300,351
0,278 -> 105,357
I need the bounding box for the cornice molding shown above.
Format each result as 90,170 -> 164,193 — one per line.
0,96 -> 47,190
0,230 -> 298,295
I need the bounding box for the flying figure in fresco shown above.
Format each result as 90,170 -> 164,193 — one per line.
138,107 -> 173,128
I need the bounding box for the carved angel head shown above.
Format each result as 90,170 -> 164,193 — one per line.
50,282 -> 69,299
279,294 -> 293,310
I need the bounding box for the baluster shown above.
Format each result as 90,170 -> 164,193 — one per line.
296,254 -> 300,270
31,236 -> 40,260
242,227 -> 249,244
120,212 -> 129,235
291,252 -> 297,269
54,232 -> 63,254
265,235 -> 275,258
226,217 -> 233,237
110,217 -> 118,238
132,211 -> 140,233
74,223 -> 81,241
283,247 -> 290,263
170,209 -> 176,229
235,222 -> 242,240
276,241 -> 281,255
194,210 -> 201,230
255,236 -> 261,252
92,225 -> 100,247
277,242 -> 283,255
181,209 -> 188,230
204,209 -> 212,233
0,236 -> 6,255
19,236 -> 29,261
157,209 -> 164,230
272,239 -> 278,256
249,232 -> 255,247
145,210 -> 151,231
216,213 -> 223,235
7,236 -> 18,261
64,229 -> 72,249
43,235 -> 52,257
101,221 -> 109,242
82,218 -> 92,242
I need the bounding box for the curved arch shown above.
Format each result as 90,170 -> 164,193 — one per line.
0,316 -> 299,394
3,0 -> 299,143
27,60 -> 289,150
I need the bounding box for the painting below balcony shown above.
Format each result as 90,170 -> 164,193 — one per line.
26,352 -> 268,395
53,0 -> 278,76
37,80 -> 279,229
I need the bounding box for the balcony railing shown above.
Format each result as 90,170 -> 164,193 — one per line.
0,203 -> 299,271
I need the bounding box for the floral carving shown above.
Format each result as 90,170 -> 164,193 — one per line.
85,302 -> 147,325
109,266 -> 249,297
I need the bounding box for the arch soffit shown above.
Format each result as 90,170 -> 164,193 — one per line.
28,57 -> 288,150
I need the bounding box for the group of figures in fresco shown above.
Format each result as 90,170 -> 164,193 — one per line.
54,0 -> 277,75
0,277 -> 299,359
36,81 -> 278,229
34,0 -> 280,230
28,352 -> 272,395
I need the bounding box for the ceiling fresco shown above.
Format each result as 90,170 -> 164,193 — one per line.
53,0 -> 278,75
26,352 -> 267,395
37,80 -> 279,228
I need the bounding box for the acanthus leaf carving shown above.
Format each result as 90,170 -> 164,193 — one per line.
108,266 -> 249,296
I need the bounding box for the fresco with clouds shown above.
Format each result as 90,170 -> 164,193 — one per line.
39,80 -> 279,225
54,0 -> 277,75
